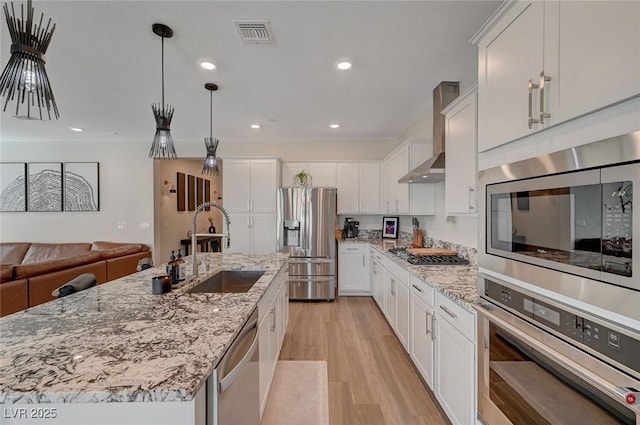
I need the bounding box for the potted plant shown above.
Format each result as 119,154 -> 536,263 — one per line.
294,170 -> 311,187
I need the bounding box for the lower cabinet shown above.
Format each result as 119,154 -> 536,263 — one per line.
338,243 -> 369,296
409,275 -> 435,388
258,268 -> 289,417
369,247 -> 385,310
383,258 -> 409,350
434,292 -> 476,425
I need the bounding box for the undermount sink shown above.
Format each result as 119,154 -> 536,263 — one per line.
187,270 -> 265,294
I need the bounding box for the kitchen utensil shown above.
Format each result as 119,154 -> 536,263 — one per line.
406,248 -> 457,256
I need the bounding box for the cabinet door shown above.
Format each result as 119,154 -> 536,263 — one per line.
251,214 -> 277,254
445,87 -> 478,215
258,313 -> 271,415
358,163 -> 381,213
388,147 -> 410,213
410,296 -> 434,388
336,163 -> 359,214
385,274 -> 398,327
546,1 -> 640,125
250,160 -> 278,213
223,160 -> 252,212
226,214 -> 252,254
308,163 -> 337,187
395,280 -> 410,350
478,1 -> 544,151
338,247 -> 366,293
282,162 -> 307,187
435,314 -> 475,425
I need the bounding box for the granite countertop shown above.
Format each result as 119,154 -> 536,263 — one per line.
0,252 -> 288,404
339,238 -> 479,309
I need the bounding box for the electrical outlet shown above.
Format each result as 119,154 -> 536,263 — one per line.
117,222 -> 128,230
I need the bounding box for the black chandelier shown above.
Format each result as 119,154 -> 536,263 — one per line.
201,83 -> 220,175
149,23 -> 177,159
0,0 -> 59,120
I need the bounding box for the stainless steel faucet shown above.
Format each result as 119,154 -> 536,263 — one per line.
192,202 -> 231,277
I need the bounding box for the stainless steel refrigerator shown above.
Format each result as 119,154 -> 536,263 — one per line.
277,187 -> 337,300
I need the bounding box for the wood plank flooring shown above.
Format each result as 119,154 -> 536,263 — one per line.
279,296 -> 450,425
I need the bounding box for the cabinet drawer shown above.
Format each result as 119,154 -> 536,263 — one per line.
435,292 -> 475,342
339,243 -> 365,254
384,257 -> 409,285
409,274 -> 434,307
369,246 -> 384,262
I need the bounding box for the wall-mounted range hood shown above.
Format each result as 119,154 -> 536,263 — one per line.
399,81 -> 459,183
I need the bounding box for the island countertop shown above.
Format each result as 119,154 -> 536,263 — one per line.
0,252 -> 288,405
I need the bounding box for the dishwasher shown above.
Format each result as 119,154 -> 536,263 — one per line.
207,307 -> 260,425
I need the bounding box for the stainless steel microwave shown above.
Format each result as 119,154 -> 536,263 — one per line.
479,131 -> 640,324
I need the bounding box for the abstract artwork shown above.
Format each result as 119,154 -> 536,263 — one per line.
28,163 -> 62,212
204,179 -> 211,211
0,163 -> 27,212
187,175 -> 195,211
176,172 -> 186,211
196,177 -> 204,208
64,162 -> 99,211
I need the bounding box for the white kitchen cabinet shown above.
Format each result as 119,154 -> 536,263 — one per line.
282,162 -> 337,187
434,292 -> 476,425
338,243 -> 369,296
383,257 -> 410,349
383,141 -> 435,215
369,247 -> 385,310
223,159 -> 279,213
395,276 -> 410,350
409,275 -> 435,388
443,84 -> 478,215
474,1 -> 640,152
336,162 -> 381,214
226,214 -> 276,254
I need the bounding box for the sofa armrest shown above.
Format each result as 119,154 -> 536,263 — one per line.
106,251 -> 152,281
0,278 -> 28,317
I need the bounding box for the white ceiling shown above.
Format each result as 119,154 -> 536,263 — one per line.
0,0 -> 500,146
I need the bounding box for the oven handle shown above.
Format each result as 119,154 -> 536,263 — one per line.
476,304 -> 638,409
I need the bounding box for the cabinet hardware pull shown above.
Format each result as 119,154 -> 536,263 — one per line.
270,308 -> 276,332
539,71 -> 552,124
391,279 -> 396,295
426,311 -> 431,336
362,256 -> 364,267
346,247 -> 359,251
468,186 -> 475,211
412,284 -> 423,293
439,305 -> 457,319
432,315 -> 437,340
528,79 -> 540,129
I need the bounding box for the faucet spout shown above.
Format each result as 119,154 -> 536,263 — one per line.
192,202 -> 231,277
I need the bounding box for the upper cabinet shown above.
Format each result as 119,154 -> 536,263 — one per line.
336,163 -> 381,214
474,1 -> 640,152
443,84 -> 478,216
223,159 -> 280,213
281,162 -> 337,187
383,142 -> 435,215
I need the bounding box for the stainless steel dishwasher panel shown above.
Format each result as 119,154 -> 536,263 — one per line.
208,308 -> 260,425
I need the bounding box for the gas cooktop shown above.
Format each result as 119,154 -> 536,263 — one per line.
388,247 -> 469,266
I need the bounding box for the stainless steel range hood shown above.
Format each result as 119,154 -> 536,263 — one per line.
399,81 -> 459,183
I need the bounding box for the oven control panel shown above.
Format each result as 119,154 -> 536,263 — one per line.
484,279 -> 640,376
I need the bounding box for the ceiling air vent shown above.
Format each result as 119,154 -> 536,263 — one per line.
233,20 -> 273,44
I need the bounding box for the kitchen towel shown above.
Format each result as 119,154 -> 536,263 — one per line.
262,360 -> 329,425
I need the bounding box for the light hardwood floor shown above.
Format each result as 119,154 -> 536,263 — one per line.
279,296 -> 450,425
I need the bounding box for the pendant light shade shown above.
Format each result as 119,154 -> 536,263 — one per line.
202,83 -> 220,175
149,23 -> 177,159
0,0 -> 59,120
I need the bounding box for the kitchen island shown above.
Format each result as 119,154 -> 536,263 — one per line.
0,252 -> 288,424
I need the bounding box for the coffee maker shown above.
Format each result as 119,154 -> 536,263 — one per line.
342,217 -> 359,238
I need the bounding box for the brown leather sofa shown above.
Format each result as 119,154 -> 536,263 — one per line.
0,241 -> 151,317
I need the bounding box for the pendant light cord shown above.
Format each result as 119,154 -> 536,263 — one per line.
209,89 -> 213,138
161,33 -> 165,114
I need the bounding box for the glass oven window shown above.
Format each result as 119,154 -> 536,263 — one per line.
489,181 -> 632,278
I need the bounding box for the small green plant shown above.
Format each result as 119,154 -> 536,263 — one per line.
294,170 -> 311,187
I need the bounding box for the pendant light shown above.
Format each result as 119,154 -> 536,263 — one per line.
0,0 -> 59,120
149,23 -> 177,159
201,83 -> 220,175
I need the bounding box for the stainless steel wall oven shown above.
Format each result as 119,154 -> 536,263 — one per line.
477,132 -> 640,424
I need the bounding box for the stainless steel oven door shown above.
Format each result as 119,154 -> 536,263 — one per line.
476,303 -> 640,425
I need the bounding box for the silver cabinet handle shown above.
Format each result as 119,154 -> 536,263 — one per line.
431,315 -> 437,340
439,305 -> 457,319
539,71 -> 552,124
426,311 -> 431,336
391,279 -> 396,295
412,284 -> 423,293
270,307 -> 276,332
468,186 -> 475,211
346,247 -> 359,251
528,78 -> 540,129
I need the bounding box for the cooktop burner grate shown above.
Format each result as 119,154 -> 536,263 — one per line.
388,247 -> 469,266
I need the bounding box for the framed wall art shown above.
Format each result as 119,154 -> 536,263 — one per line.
64,162 -> 99,211
187,175 -> 196,211
382,216 -> 399,239
196,177 -> 204,208
0,162 -> 27,212
176,172 -> 186,211
27,162 -> 62,212
204,179 -> 211,211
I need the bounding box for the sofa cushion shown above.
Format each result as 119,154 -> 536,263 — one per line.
14,251 -> 102,279
21,243 -> 92,265
0,243 -> 31,265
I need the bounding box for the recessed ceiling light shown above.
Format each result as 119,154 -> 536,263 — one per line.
69,127 -> 85,132
199,61 -> 216,70
329,123 -> 340,129
336,61 -> 352,70
250,124 -> 261,129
